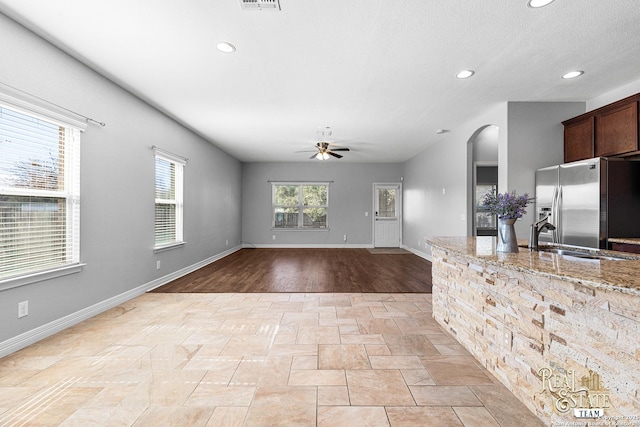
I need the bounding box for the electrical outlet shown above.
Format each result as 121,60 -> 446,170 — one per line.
504,330 -> 513,349
343,234 -> 347,242
272,235 -> 276,240
18,301 -> 28,318
225,239 -> 229,246
365,212 -> 368,217
156,260 -> 161,270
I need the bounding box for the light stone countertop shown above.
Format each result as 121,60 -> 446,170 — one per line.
426,236 -> 640,296
608,237 -> 640,245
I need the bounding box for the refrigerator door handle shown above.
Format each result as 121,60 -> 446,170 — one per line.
551,186 -> 560,243
556,185 -> 562,243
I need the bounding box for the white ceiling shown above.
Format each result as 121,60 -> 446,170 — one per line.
1,0 -> 639,163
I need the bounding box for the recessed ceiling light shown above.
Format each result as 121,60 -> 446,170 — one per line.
562,70 -> 584,79
527,0 -> 555,8
216,42 -> 236,53
456,70 -> 475,79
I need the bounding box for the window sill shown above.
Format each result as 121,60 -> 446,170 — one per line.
153,241 -> 186,253
0,263 -> 86,292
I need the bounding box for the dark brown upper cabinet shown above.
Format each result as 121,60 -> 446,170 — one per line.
595,101 -> 638,156
563,93 -> 640,162
564,116 -> 594,163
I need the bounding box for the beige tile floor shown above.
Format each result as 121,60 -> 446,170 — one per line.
0,293 -> 545,426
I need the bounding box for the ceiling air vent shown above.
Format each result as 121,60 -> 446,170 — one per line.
239,0 -> 281,10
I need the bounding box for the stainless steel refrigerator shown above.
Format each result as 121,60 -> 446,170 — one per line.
535,157 -> 640,249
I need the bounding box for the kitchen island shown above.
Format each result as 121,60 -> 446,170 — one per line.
427,236 -> 640,426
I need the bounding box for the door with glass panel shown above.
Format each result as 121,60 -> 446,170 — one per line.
374,184 -> 401,247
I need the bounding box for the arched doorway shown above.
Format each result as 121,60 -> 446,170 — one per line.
467,125 -> 498,236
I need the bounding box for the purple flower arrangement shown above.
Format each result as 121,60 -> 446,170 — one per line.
482,190 -> 532,219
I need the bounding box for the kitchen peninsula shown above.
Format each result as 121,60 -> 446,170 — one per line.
427,236 -> 640,426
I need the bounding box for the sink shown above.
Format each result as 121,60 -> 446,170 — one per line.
540,248 -> 592,257
516,244 -> 638,260
538,247 -> 632,261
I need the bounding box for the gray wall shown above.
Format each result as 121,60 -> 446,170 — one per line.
242,162 -> 403,246
505,102 -> 585,237
0,13 -> 242,347
403,103 -> 508,257
403,102 -> 587,257
472,125 -> 499,163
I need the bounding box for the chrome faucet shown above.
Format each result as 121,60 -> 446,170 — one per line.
528,216 -> 556,250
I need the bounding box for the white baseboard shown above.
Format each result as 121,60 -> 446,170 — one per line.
0,246 -> 242,358
243,243 -> 374,249
402,244 -> 433,262
144,245 -> 241,291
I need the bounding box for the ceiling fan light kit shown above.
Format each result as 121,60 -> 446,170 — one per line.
308,141 -> 350,160
295,128 -> 351,160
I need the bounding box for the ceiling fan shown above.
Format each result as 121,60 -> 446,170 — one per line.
296,127 -> 351,160
306,141 -> 350,160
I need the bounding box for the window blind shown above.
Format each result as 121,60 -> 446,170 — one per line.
0,105 -> 81,280
154,150 -> 184,248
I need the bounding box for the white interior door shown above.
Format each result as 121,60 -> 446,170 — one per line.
374,184 -> 401,247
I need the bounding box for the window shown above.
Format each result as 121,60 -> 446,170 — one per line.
272,183 -> 328,229
376,187 -> 398,219
475,183 -> 498,236
0,105 -> 81,281
154,148 -> 184,249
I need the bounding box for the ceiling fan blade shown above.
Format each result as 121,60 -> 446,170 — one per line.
310,154 -> 318,159
329,152 -> 343,159
295,150 -> 317,153
329,148 -> 350,152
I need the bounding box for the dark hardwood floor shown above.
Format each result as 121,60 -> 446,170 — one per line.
152,248 -> 432,293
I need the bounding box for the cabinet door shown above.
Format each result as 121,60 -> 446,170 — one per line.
595,101 -> 638,156
564,117 -> 594,163
610,242 -> 640,254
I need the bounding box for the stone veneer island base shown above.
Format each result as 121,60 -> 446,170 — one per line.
428,237 -> 640,427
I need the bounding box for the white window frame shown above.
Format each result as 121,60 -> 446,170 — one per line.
271,182 -> 330,230
0,90 -> 86,290
154,147 -> 185,251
